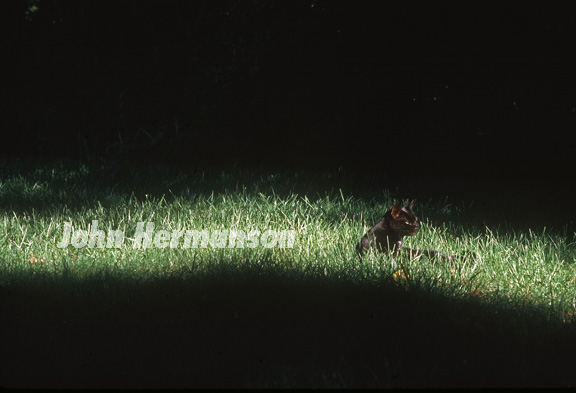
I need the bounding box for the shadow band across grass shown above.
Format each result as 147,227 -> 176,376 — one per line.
1,272 -> 576,389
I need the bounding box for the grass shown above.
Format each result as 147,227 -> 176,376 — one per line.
1,160 -> 576,388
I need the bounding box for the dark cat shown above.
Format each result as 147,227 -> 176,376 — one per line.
357,200 -> 453,260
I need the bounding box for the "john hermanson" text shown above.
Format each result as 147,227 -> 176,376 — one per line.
56,221 -> 296,249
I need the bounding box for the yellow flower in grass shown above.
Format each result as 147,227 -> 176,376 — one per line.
393,269 -> 408,281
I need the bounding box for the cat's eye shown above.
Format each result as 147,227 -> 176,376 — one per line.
404,220 -> 411,225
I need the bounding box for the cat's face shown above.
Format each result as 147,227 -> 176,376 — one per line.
389,200 -> 419,236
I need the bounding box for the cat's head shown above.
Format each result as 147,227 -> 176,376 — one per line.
389,200 -> 419,236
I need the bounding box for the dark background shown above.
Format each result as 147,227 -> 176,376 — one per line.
2,1 -> 575,182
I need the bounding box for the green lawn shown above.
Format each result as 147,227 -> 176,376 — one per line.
1,160 -> 575,388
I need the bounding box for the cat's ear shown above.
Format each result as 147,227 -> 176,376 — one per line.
391,204 -> 402,218
407,200 -> 415,210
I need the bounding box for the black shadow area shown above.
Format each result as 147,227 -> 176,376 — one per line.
1,273 -> 575,389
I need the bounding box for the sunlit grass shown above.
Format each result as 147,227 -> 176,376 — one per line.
1,161 -> 575,323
